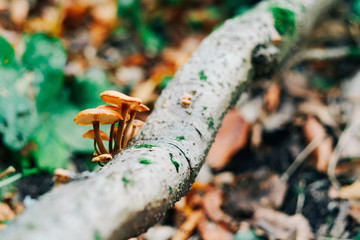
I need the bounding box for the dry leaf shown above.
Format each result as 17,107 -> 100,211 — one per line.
225,170 -> 287,215
206,110 -> 250,170
172,210 -> 203,240
0,203 -> 15,222
339,180 -> 360,200
282,71 -> 320,99
303,116 -> 333,172
264,83 -> 281,113
202,188 -> 238,232
9,0 -> 29,28
253,208 -> 313,240
197,215 -> 233,240
298,100 -> 337,127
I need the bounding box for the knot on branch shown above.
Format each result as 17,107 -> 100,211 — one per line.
251,43 -> 280,78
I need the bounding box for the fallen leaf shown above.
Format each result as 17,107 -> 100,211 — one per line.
9,0 -> 29,28
0,202 -> 15,222
339,180 -> 360,200
264,82 -> 281,113
202,188 -> 238,232
206,110 -> 250,170
225,170 -> 287,216
253,208 -> 313,240
197,215 -> 234,240
172,210 -> 203,240
298,100 -> 337,127
303,116 -> 333,172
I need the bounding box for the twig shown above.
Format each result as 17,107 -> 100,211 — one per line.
0,173 -> 22,189
280,136 -> 323,182
286,46 -> 359,68
329,200 -> 349,238
327,119 -> 360,189
0,166 -> 15,180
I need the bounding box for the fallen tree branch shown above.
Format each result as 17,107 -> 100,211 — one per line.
1,0 -> 337,239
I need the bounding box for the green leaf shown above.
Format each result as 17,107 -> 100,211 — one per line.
70,67 -> 113,109
47,101 -> 93,153
32,125 -> 70,170
139,26 -> 164,55
22,34 -> 67,110
0,37 -> 16,67
0,68 -> 39,150
22,33 -> 66,72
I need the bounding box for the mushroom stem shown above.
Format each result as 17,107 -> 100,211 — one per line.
121,111 -> 136,149
109,123 -> 115,154
113,104 -> 130,153
124,125 -> 136,147
92,121 -> 108,154
94,140 -> 101,155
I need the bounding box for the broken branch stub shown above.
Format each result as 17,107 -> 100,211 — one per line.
1,0 -> 337,239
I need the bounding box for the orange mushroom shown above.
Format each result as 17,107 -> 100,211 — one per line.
124,119 -> 145,147
82,129 -> 110,155
121,104 -> 149,149
74,108 -> 122,154
100,90 -> 143,153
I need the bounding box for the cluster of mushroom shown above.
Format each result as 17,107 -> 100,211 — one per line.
74,90 -> 149,165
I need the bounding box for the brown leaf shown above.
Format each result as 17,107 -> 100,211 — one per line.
264,83 -> 281,113
0,203 -> 15,222
197,215 -> 233,240
206,110 -> 250,170
298,100 -> 337,127
253,208 -> 313,240
202,188 -> 238,232
339,180 -> 360,200
172,210 -> 203,240
225,170 -> 287,216
9,0 -> 29,28
303,116 -> 333,172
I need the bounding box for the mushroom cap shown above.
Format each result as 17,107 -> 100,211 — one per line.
132,119 -> 145,127
74,108 -> 123,126
92,154 -> 112,162
97,104 -> 121,112
82,130 -> 110,141
132,103 -> 150,112
100,90 -> 142,107
180,99 -> 191,107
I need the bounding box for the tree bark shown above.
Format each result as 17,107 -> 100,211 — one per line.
1,0 -> 337,239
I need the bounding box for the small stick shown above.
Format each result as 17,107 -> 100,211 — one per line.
0,166 -> 15,180
280,136 -> 323,182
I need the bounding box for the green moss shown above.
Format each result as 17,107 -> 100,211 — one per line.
94,230 -> 102,240
132,144 -> 160,149
202,106 -> 207,111
138,158 -> 152,165
169,153 -> 179,173
27,223 -> 36,230
207,117 -> 214,130
122,176 -> 132,187
199,70 -> 207,81
269,6 -> 296,36
176,136 -> 185,142
169,186 -> 173,194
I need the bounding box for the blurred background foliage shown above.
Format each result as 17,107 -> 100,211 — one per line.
0,0 -> 260,180
0,0 -> 359,187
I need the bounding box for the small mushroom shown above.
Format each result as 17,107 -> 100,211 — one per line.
53,168 -> 75,184
96,104 -> 129,152
124,119 -> 145,146
74,108 -> 122,154
82,130 -> 110,155
92,153 -> 112,165
121,104 -> 149,149
181,99 -> 191,108
100,90 -> 144,153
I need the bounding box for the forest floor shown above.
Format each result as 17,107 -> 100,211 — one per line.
0,0 -> 360,239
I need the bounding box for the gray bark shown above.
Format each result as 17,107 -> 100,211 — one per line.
1,0 -> 337,239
